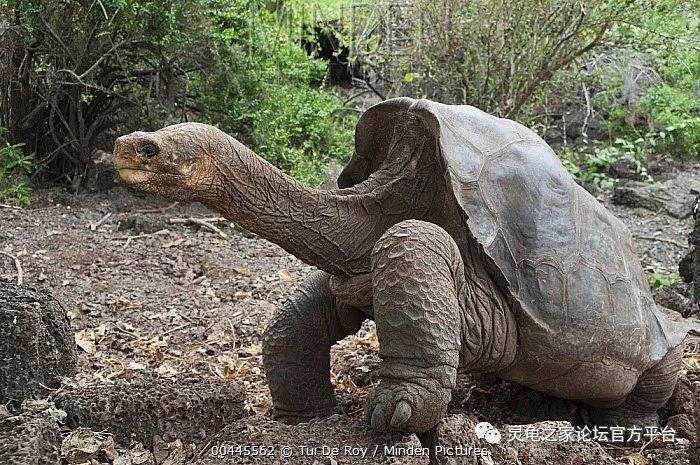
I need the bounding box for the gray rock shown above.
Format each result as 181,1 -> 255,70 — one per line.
56,377 -> 245,447
0,402 -> 65,465
0,283 -> 77,404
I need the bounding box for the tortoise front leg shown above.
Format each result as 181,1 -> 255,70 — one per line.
262,271 -> 366,422
366,220 -> 516,433
366,220 -> 462,432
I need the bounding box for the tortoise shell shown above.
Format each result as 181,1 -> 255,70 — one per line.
340,97 -> 688,371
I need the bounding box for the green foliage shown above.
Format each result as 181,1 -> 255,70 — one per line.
0,127 -> 33,206
346,0 -> 632,117
560,146 -> 618,189
559,136 -> 656,190
584,0 -> 699,158
2,0 -> 355,187
195,4 -> 356,186
646,266 -> 681,290
643,86 -> 700,158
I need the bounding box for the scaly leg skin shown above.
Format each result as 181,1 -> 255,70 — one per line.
262,271 -> 366,423
366,220 -> 466,433
588,344 -> 683,429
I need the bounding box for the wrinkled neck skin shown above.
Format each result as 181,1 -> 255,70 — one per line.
199,119 -> 443,278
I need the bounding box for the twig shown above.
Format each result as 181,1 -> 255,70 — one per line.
160,323 -> 191,337
634,234 -> 688,249
130,202 -> 179,214
167,217 -> 229,239
351,77 -> 386,100
227,318 -> 237,352
0,251 -> 23,285
115,229 -> 171,248
0,204 -> 22,210
581,81 -> 591,137
89,212 -> 112,231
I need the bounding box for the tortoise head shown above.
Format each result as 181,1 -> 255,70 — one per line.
114,122 -> 228,200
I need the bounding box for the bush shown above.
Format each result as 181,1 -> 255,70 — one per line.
0,126 -> 32,206
1,0 -> 355,188
345,0 -> 632,118
195,4 -> 356,186
582,0 -> 699,158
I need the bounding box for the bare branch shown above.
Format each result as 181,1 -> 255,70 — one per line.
0,251 -> 24,285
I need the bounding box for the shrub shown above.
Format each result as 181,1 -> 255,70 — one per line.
1,0 -> 355,188
0,126 -> 32,206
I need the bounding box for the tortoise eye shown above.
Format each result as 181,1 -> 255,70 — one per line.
138,144 -> 159,158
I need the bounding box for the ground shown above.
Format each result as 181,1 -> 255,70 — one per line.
0,160 -> 699,464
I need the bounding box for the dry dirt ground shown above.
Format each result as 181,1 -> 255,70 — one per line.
1,162 -> 700,465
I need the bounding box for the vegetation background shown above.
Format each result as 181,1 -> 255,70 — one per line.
0,0 -> 698,205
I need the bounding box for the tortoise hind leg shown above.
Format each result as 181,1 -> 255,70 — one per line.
262,271 -> 366,422
588,344 -> 683,428
365,220 -> 517,433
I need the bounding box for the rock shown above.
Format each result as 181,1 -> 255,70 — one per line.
117,214 -> 164,234
666,414 -> 696,440
192,414 -> 427,465
654,282 -> 694,317
56,377 -> 245,447
611,182 -> 694,219
563,107 -> 606,141
611,185 -> 665,212
651,444 -> 690,465
422,415 -> 619,465
85,149 -> 119,192
610,157 -> 645,181
321,161 -> 345,190
0,401 -> 66,465
669,375 -> 695,416
0,282 -> 77,404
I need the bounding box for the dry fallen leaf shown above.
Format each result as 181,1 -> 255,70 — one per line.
161,439 -> 186,465
277,268 -> 294,282
624,452 -> 651,465
75,329 -> 96,354
107,368 -> 133,380
94,323 -> 107,338
156,362 -> 179,378
114,442 -> 154,465
61,427 -> 116,464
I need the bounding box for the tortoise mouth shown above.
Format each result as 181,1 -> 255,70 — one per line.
116,167 -> 157,185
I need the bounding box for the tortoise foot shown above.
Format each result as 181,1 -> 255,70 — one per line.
365,377 -> 450,433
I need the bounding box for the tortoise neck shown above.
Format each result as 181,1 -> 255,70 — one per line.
202,140 -> 413,278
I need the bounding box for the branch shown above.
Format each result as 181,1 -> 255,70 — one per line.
352,77 -> 386,100
167,217 -> 230,239
634,234 -> 688,249
0,251 -> 24,285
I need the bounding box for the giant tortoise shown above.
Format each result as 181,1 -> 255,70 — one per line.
113,97 -> 691,433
